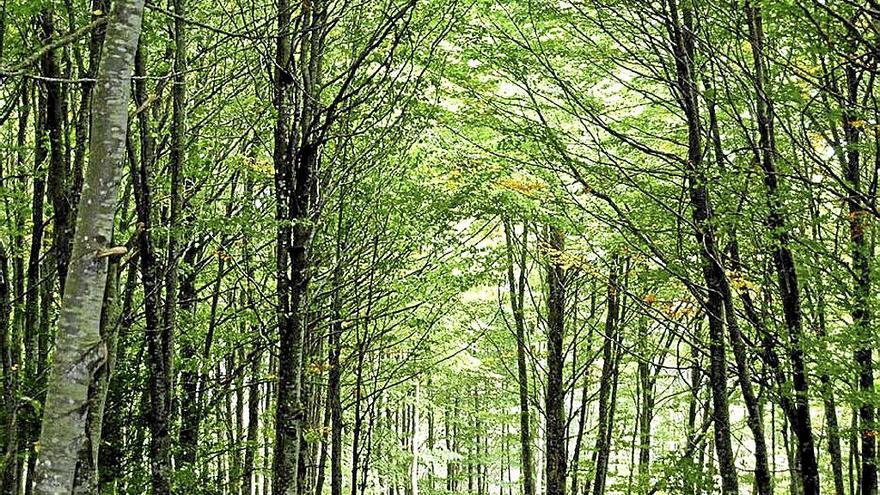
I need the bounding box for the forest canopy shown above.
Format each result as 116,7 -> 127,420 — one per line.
0,0 -> 879,495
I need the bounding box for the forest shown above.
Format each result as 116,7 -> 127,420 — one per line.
0,0 -> 878,494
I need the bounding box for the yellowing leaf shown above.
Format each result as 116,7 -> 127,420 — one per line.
497,178 -> 545,196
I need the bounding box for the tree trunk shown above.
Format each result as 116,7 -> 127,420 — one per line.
0,242 -> 11,488
411,382 -> 420,495
20,77 -> 50,495
545,226 -> 567,495
131,41 -> 173,495
178,243 -> 203,470
636,321 -> 654,490
666,1 -> 739,491
40,9 -> 74,292
589,259 -> 620,495
705,71 -> 774,495
32,0 -> 145,489
1,86 -> 28,495
244,346 -> 261,495
159,0 -> 187,449
570,312 -> 593,495
72,250 -> 123,494
842,60 -> 876,495
504,220 -> 536,495
745,6 -> 819,493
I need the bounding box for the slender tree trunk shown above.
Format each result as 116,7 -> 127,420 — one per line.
97,241 -> 137,494
819,348 -> 845,495
745,6 -> 819,492
570,345 -> 592,495
272,4 -> 319,495
705,72 -> 774,495
244,347 -> 261,495
504,220 -> 535,495
32,0 -> 145,489
666,1 -> 739,491
20,78 -> 49,495
685,337 -> 703,495
589,259 -> 620,495
842,60 -> 876,495
131,41 -> 173,495
545,226 -> 567,495
1,87 -> 28,495
329,193 -> 346,495
851,410 -> 861,495
411,382 -> 420,495
71,0 -> 107,220
159,0 -> 187,444
40,9 -> 73,292
0,243 -> 11,488
636,321 -> 654,490
351,345 -> 366,495
178,243 -> 203,470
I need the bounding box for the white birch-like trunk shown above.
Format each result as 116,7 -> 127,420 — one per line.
33,0 -> 145,492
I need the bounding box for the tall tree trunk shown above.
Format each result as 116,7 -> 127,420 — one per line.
21,69 -> 50,495
271,0 -> 300,491
31,0 -> 145,489
745,6 -> 819,493
636,320 -> 659,491
98,245 -> 138,494
273,0 -> 326,490
705,72 -> 774,495
160,0 -> 187,439
842,60 -> 876,495
244,346 -> 261,495
806,185 -> 845,495
411,382 -> 420,495
177,240 -> 204,472
504,220 -> 535,495
71,0 -> 107,221
131,42 -> 173,495
545,226 -> 567,495
329,198 -> 345,495
666,1 -> 739,491
243,183 -> 261,495
685,337 -> 703,495
815,292 -> 845,495
1,86 -> 29,495
589,259 -> 619,495
570,294 -> 595,495
40,9 -> 74,292
0,243 -> 11,488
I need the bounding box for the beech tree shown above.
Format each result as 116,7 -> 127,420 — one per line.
29,0 -> 145,491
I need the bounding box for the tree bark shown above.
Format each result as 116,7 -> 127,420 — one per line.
504,220 -> 536,495
666,1 -> 739,491
842,60 -> 876,495
72,249 -> 122,494
32,0 -> 145,490
545,226 -> 567,495
744,6 -> 819,493
589,259 -> 619,495
131,41 -> 173,495
1,86 -> 28,495
329,199 -> 345,495
40,9 -> 74,292
704,72 -> 774,495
